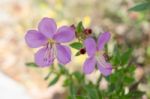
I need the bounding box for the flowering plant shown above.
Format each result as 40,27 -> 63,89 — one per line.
25,17 -> 144,99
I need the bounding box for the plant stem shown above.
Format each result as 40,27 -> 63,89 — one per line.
96,74 -> 102,87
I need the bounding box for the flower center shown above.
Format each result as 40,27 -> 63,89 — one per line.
43,39 -> 57,64
48,39 -> 56,44
95,51 -> 104,58
95,50 -> 106,68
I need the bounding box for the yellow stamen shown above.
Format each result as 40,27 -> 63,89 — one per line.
95,50 -> 104,57
48,39 -> 56,44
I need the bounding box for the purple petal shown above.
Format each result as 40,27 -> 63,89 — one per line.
97,32 -> 111,50
53,26 -> 75,43
38,17 -> 57,38
56,44 -> 71,64
97,60 -> 112,76
83,57 -> 96,74
84,37 -> 97,56
34,47 -> 54,67
25,30 -> 47,48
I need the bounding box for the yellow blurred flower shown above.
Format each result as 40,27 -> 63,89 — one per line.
55,0 -> 63,10
48,10 -> 57,18
83,16 -> 91,27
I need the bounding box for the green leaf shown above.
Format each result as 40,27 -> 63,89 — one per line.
70,42 -> 83,50
63,78 -> 71,87
111,46 -> 121,66
121,48 -> 133,65
76,95 -> 88,99
75,51 -> 81,56
44,72 -> 51,80
73,71 -> 84,82
129,2 -> 150,11
128,65 -> 136,73
58,64 -> 68,74
76,21 -> 84,33
126,91 -> 145,98
84,84 -> 101,99
124,76 -> 134,84
48,75 -> 59,86
69,84 -> 76,99
26,62 -> 37,67
106,67 -> 125,83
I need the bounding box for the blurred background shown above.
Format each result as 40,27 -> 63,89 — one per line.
0,0 -> 150,99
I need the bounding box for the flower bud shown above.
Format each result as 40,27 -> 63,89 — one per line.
80,48 -> 86,54
83,28 -> 92,35
70,24 -> 76,30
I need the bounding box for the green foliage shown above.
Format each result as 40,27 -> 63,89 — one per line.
111,46 -> 121,65
26,62 -> 37,67
129,2 -> 150,11
120,48 -> 133,65
70,41 -> 84,57
111,47 -> 133,66
125,91 -> 145,99
84,84 -> 101,99
75,51 -> 81,56
26,47 -> 144,99
58,64 -> 68,74
70,42 -> 83,50
76,21 -> 84,33
48,74 -> 60,86
27,46 -> 144,98
63,78 -> 72,87
44,72 -> 51,80
73,71 -> 84,82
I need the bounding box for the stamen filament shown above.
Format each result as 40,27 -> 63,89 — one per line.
95,51 -> 106,68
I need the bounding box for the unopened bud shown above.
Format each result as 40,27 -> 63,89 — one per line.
83,28 -> 92,35
80,48 -> 86,54
70,24 -> 76,30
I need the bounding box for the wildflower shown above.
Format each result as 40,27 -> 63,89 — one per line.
25,17 -> 75,67
83,32 -> 112,76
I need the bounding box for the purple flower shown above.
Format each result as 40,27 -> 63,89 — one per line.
83,32 -> 112,76
25,17 -> 75,67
